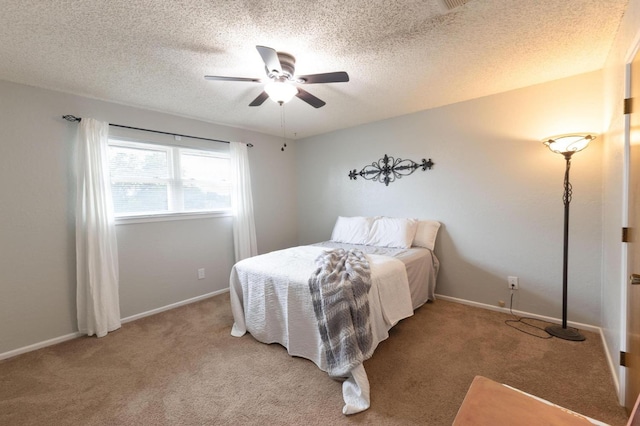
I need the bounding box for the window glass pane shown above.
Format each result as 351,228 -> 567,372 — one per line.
111,182 -> 168,214
183,182 -> 231,210
181,153 -> 229,182
181,152 -> 231,211
109,145 -> 169,179
108,144 -> 170,215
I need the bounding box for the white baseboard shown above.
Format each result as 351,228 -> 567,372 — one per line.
599,330 -> 620,397
0,331 -> 83,361
434,294 -> 600,334
0,288 -> 229,361
121,288 -> 228,324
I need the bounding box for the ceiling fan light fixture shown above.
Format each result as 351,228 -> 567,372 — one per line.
265,81 -> 298,104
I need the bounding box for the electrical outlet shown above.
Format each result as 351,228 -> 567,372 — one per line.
508,276 -> 519,290
198,268 -> 205,280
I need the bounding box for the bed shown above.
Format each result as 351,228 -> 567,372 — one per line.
229,216 -> 440,414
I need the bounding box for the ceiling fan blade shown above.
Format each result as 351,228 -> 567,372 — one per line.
296,87 -> 326,108
256,45 -> 282,75
249,91 -> 269,107
297,71 -> 349,84
204,75 -> 261,83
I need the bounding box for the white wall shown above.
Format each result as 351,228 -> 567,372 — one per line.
0,80 -> 298,356
296,71 -> 604,326
601,0 -> 640,402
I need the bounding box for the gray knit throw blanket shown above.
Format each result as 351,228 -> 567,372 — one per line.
308,248 -> 373,377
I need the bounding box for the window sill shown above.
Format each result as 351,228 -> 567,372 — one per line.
114,210 -> 232,225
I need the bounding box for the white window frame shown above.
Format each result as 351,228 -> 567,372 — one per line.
107,138 -> 232,225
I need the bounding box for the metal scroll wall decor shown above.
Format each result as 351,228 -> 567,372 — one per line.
348,154 -> 434,186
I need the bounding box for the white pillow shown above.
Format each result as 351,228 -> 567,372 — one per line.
365,217 -> 418,249
331,216 -> 372,244
413,220 -> 441,250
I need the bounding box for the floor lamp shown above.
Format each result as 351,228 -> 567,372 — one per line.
542,134 -> 595,341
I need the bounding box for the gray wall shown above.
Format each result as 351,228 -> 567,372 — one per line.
295,70 -> 604,326
0,80 -> 298,355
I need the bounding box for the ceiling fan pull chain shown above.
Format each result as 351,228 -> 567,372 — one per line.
281,105 -> 287,152
283,107 -> 287,148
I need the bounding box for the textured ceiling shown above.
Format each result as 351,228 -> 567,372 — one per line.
0,0 -> 629,139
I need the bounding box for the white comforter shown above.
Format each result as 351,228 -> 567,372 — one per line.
229,245 -> 414,414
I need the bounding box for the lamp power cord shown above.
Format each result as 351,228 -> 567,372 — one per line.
504,290 -> 553,339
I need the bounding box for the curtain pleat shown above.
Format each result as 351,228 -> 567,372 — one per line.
230,142 -> 258,262
76,118 -> 121,337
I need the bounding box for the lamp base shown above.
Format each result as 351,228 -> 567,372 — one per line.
545,325 -> 585,341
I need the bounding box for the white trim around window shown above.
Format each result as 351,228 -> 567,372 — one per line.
107,138 -> 232,223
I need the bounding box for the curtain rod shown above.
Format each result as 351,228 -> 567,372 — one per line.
62,115 -> 253,148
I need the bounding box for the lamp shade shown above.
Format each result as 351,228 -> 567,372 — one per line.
542,134 -> 595,155
265,81 -> 298,104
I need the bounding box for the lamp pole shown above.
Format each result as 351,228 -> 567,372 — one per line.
562,153 -> 571,330
544,151 -> 586,341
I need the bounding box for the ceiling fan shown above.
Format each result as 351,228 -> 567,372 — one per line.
204,45 -> 349,108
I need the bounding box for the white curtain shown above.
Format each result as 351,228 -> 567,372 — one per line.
76,118 -> 121,337
230,142 -> 258,262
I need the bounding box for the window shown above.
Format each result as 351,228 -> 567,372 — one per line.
107,139 -> 231,218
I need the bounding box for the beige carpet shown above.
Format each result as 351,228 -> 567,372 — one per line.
0,293 -> 629,425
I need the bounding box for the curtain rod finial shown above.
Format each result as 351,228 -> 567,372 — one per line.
62,115 -> 81,122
